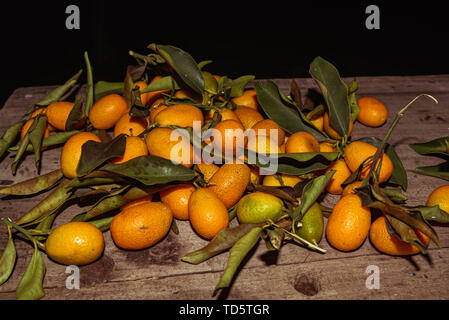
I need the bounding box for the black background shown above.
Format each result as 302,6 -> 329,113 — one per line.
1,1 -> 447,107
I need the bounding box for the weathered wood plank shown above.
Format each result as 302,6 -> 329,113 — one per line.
1,75 -> 449,300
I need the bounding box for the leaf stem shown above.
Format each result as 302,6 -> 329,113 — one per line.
267,220 -> 326,253
364,94 -> 439,184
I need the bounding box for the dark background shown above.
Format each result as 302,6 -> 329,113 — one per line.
1,1 -> 447,107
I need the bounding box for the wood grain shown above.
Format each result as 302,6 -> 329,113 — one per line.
0,75 -> 448,300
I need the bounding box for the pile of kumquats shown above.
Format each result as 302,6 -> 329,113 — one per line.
0,43 -> 448,300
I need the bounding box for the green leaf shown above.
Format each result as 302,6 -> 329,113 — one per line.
213,227 -> 262,296
230,75 -> 256,98
298,170 -> 335,217
349,91 -> 360,122
33,69 -> 83,109
84,52 -> 94,117
255,80 -> 327,142
182,223 -> 262,265
246,183 -> 298,203
123,71 -> 141,110
381,187 -> 408,203
0,121 -> 25,159
408,205 -> 449,223
411,161 -> 449,181
94,81 -> 124,102
82,186 -> 157,221
0,226 -> 17,286
309,56 -> 351,137
348,78 -> 358,94
88,216 -> 114,232
16,180 -> 73,226
368,184 -> 440,247
384,215 -> 428,255
246,150 -> 338,176
358,137 -> 408,190
198,60 -> 213,70
100,155 -> 196,186
203,71 -> 218,95
9,130 -> 81,153
27,115 -> 48,172
0,169 -> 63,196
141,76 -> 179,93
11,132 -> 31,176
262,228 -> 285,251
65,95 -> 85,131
409,136 -> 449,158
148,44 -> 205,95
76,134 -> 127,177
16,246 -> 46,300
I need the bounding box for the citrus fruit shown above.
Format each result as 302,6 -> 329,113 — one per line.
45,222 -> 104,265
113,113 -> 148,138
89,94 -> 129,130
211,119 -> 247,156
325,159 -> 352,195
174,88 -> 202,103
160,184 -> 196,220
307,111 -> 324,132
110,136 -> 148,164
196,163 -> 220,181
236,192 -> 283,224
110,202 -> 173,250
369,216 -> 430,256
342,181 -> 364,197
21,119 -> 51,141
319,141 -> 336,153
279,143 -> 286,153
250,166 -> 262,184
263,174 -> 302,188
154,104 -> 204,128
252,119 -> 286,146
344,141 -> 393,184
31,107 -> 47,118
247,134 -> 281,155
120,194 -> 153,211
146,127 -> 194,168
46,101 -> 86,131
60,132 -> 102,179
295,201 -> 324,245
426,185 -> 449,214
149,98 -> 168,123
232,90 -> 260,110
206,108 -> 241,124
357,97 -> 388,127
285,131 -> 320,153
234,107 -> 264,130
189,188 -> 229,239
208,163 -> 251,209
326,194 -> 371,251
323,112 -> 354,140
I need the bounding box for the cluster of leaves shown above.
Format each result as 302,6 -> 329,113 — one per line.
410,136 -> 449,181
0,43 -> 445,299
0,53 -> 95,176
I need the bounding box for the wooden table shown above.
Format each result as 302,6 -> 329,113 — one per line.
0,75 -> 449,300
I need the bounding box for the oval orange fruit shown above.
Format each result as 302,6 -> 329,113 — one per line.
189,188 -> 229,240
326,194 -> 371,251
110,202 -> 173,250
